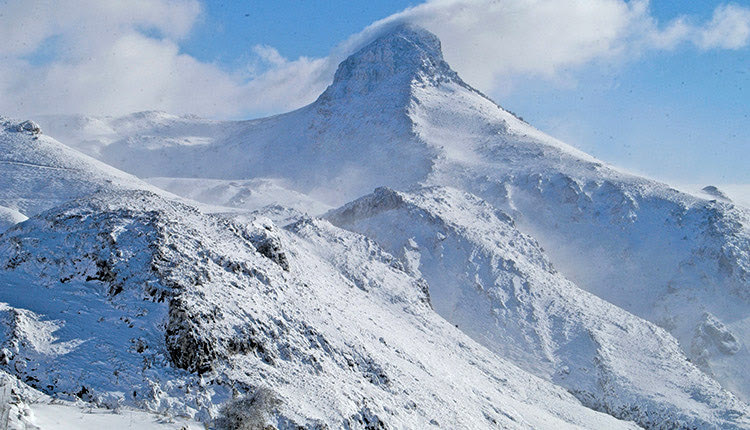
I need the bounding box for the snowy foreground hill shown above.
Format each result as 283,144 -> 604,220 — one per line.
0,24 -> 747,428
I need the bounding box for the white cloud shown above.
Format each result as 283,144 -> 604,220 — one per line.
0,0 -> 201,56
0,0 -> 333,118
251,45 -> 288,68
645,17 -> 692,50
352,0 -> 750,91
697,3 -> 750,49
371,0 -> 640,88
0,0 -> 748,119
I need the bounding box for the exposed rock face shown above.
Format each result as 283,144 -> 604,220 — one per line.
319,24 -> 460,101
165,297 -> 219,374
703,185 -> 732,201
13,120 -> 41,135
1,118 -> 41,135
692,312 -> 742,368
246,219 -> 290,271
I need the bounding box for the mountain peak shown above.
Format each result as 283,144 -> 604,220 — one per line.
367,24 -> 444,63
321,24 -> 459,99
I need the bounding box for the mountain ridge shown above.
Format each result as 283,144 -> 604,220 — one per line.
327,185 -> 750,428
0,189 -> 641,429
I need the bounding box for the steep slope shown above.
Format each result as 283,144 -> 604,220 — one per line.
35,25 -> 750,407
328,186 -> 750,428
404,67 -> 750,402
0,117 -> 158,221
0,190 -> 637,429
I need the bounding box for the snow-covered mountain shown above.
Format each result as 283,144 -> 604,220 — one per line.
327,186 -> 750,428
0,117 -> 160,225
37,28 -> 453,205
3,24 -> 746,428
0,190 -> 640,429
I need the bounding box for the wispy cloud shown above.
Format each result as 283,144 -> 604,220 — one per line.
697,3 -> 750,49
0,0 -> 748,119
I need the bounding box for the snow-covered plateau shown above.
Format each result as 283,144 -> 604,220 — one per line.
0,24 -> 746,429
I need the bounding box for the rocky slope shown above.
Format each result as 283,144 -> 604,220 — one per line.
0,190 -> 639,429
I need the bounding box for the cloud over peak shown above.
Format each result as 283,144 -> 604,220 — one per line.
0,0 -> 748,119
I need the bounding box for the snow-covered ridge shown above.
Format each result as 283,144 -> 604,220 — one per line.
0,117 -> 160,225
0,190 -> 641,428
328,186 -> 750,428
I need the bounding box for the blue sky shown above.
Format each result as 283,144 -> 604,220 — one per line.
183,1 -> 419,61
504,30 -> 749,184
0,0 -> 748,185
